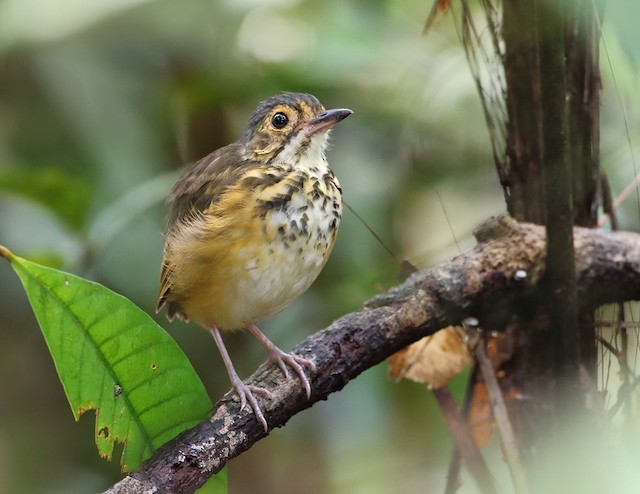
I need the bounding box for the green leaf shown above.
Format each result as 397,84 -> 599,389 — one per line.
0,166 -> 92,230
197,470 -> 228,493
0,245 -> 213,473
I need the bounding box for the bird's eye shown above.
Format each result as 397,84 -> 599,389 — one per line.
271,112 -> 289,129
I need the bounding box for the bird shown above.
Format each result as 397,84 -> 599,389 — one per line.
157,92 -> 352,430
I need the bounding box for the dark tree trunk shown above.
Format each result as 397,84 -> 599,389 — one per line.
498,0 -> 601,460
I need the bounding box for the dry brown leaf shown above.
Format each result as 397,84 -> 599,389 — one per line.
468,380 -> 494,448
389,326 -> 471,389
423,0 -> 453,35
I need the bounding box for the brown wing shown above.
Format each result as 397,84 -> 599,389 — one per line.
164,143 -> 245,229
156,142 -> 250,317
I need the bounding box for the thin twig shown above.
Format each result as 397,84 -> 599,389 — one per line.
476,337 -> 529,494
595,335 -> 619,356
443,364 -> 481,494
608,371 -> 640,419
598,170 -> 620,229
594,321 -> 640,329
433,387 -> 498,494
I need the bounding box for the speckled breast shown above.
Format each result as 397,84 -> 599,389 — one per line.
219,164 -> 342,328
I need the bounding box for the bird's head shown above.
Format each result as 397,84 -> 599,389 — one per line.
239,92 -> 352,166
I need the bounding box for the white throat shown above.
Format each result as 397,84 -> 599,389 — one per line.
278,130 -> 331,171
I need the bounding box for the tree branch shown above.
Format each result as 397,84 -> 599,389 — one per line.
104,215 -> 640,494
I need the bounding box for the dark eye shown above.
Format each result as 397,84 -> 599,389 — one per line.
271,112 -> 289,129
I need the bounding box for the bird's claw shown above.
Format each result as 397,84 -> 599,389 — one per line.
244,322 -> 316,398
231,379 -> 272,431
269,350 -> 315,399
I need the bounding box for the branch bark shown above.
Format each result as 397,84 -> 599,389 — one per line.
105,215 -> 640,494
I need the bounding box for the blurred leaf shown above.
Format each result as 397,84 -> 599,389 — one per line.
0,245 -> 216,476
12,250 -> 67,269
197,470 -> 228,494
88,170 -> 179,252
0,166 -> 92,230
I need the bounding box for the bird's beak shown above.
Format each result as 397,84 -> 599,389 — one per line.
300,108 -> 353,134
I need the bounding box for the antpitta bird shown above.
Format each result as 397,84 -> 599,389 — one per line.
157,92 -> 352,429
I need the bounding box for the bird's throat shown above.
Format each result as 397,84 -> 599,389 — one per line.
271,130 -> 331,170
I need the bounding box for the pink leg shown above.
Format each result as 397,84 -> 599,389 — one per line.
244,322 -> 316,398
209,325 -> 272,431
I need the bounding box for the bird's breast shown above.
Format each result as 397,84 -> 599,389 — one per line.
174,163 -> 342,330
235,165 -> 342,317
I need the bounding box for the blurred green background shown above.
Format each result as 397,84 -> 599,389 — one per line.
1,0 -> 639,493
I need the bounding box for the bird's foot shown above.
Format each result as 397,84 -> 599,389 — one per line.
267,348 -> 316,398
210,325 -> 273,431
244,322 -> 316,398
230,376 -> 272,432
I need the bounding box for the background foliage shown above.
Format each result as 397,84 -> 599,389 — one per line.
0,0 -> 639,492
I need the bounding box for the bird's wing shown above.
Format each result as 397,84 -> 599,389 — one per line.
157,143 -> 249,315
164,143 -> 248,228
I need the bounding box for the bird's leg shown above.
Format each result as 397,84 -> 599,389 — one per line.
244,322 -> 316,398
209,325 -> 272,431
